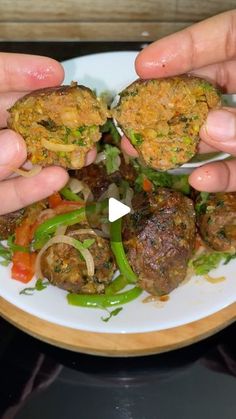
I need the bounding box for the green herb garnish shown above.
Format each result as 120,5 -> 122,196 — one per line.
103,144 -> 121,174
101,307 -> 123,322
195,192 -> 210,214
20,279 -> 50,296
190,252 -> 231,275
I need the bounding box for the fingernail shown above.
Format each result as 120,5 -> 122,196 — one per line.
0,132 -> 21,166
204,110 -> 236,142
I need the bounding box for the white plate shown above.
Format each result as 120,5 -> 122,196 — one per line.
0,51 -> 235,334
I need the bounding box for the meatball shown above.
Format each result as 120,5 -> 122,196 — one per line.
123,189 -> 196,295
196,192 -> 236,251
113,76 -> 221,170
41,229 -> 116,294
73,156 -> 137,200
0,201 -> 47,240
0,209 -> 25,240
8,83 -> 108,169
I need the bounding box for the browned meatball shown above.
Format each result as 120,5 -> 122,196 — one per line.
0,201 -> 47,240
113,76 -> 221,170
0,209 -> 25,240
41,229 -> 116,294
73,156 -> 137,200
123,189 -> 196,295
8,83 -> 108,169
196,192 -> 236,251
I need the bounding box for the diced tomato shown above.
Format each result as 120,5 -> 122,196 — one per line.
11,216 -> 37,283
142,177 -> 153,192
48,192 -> 63,209
11,252 -> 36,283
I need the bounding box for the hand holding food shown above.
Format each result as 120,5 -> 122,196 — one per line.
122,10 -> 236,192
0,53 -> 70,215
8,83 -> 108,169
114,76 -> 220,170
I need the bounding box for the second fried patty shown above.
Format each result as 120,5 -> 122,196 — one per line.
113,76 -> 221,170
8,83 -> 108,169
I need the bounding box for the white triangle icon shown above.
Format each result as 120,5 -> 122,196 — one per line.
108,198 -> 131,222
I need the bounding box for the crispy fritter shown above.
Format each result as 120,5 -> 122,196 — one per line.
8,83 -> 108,169
113,76 -> 221,170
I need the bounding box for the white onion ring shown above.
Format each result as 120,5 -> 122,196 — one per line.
68,228 -> 108,238
98,183 -> 120,201
67,177 -> 93,202
35,235 -> 94,279
41,138 -> 78,152
95,151 -> 106,164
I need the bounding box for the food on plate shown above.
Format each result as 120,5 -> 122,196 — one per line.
8,83 -> 108,169
0,209 -> 25,240
113,76 -> 221,170
123,189 -> 196,295
74,155 -> 137,200
1,114 -> 235,316
196,192 -> 236,251
40,226 -> 116,294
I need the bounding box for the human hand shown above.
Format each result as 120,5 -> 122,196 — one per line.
121,10 -> 236,192
0,53 -> 96,216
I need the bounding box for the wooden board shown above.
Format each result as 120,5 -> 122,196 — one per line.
0,0 -> 235,41
0,297 -> 235,357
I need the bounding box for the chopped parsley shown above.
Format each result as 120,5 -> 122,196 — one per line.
129,130 -> 143,146
133,160 -> 191,195
20,279 -> 50,296
195,192 -> 210,215
103,144 -> 121,174
101,307 -> 123,322
190,251 -> 233,275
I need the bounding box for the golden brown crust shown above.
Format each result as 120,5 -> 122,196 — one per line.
113,76 -> 221,170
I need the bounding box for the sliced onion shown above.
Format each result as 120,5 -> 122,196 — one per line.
35,235 -> 94,279
68,228 -> 108,238
122,186 -> 134,212
99,183 -> 120,201
55,225 -> 67,236
41,138 -> 78,152
68,178 -> 85,194
13,165 -> 42,178
68,177 -> 93,202
101,223 -> 110,238
37,209 -> 56,223
95,151 -> 106,164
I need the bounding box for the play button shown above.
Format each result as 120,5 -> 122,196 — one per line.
108,198 -> 131,222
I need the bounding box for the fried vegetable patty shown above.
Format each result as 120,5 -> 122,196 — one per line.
8,83 -> 108,169
113,76 -> 221,170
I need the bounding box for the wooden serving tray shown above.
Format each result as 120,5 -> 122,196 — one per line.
0,297 -> 235,356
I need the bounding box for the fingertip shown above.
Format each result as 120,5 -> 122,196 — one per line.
85,148 -> 97,166
189,162 -> 230,192
41,166 -> 69,192
0,129 -> 27,174
121,136 -> 139,157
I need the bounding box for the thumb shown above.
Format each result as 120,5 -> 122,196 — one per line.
0,129 -> 27,180
200,108 -> 236,155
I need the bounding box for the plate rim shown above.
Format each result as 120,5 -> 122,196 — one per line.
1,297 -> 235,356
